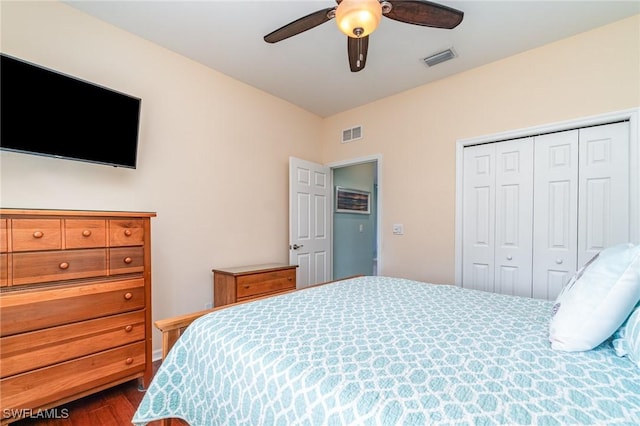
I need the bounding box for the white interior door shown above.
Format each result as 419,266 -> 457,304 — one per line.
532,130 -> 579,300
462,143 -> 496,292
577,122 -> 630,267
494,138 -> 534,297
289,157 -> 331,288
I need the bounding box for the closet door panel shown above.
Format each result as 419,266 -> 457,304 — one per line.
532,130 -> 579,300
578,122 -> 630,267
494,138 -> 534,297
462,144 -> 495,292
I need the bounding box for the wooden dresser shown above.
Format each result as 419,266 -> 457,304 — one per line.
213,263 -> 297,307
0,208 -> 155,423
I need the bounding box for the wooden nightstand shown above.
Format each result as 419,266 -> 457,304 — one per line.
212,263 -> 297,307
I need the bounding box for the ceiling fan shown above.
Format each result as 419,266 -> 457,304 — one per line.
263,0 -> 464,72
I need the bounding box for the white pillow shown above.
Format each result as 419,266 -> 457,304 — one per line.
549,243 -> 640,352
612,303 -> 640,368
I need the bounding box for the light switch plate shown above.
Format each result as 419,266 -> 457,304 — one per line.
392,224 -> 404,235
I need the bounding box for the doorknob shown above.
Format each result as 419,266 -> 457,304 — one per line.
291,244 -> 304,250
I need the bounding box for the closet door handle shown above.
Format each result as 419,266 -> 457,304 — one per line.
555,259 -> 563,265
506,255 -> 513,261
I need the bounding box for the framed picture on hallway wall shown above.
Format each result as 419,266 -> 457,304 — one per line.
335,186 -> 370,214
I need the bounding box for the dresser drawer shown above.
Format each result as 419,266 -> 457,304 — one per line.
110,219 -> 144,247
110,247 -> 144,275
236,269 -> 296,300
65,219 -> 107,249
1,310 -> 145,377
0,254 -> 7,287
12,248 -> 107,286
12,219 -> 62,252
0,341 -> 145,417
0,278 -> 145,336
0,219 -> 7,253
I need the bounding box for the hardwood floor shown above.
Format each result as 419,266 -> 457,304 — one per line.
11,361 -> 188,426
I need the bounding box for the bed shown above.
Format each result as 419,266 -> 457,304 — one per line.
132,276 -> 640,425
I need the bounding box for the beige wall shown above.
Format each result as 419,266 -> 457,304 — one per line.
321,15 -> 640,284
0,1 -> 322,354
1,1 -> 638,354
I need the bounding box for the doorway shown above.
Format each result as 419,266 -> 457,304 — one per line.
289,155 -> 382,287
330,156 -> 381,280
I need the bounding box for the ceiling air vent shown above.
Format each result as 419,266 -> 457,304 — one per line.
423,48 -> 457,67
342,125 -> 363,143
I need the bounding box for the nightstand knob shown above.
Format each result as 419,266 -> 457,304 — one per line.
82,230 -> 92,237
124,229 -> 132,237
59,262 -> 69,270
124,257 -> 133,264
124,292 -> 133,300
125,357 -> 134,365
125,325 -> 133,332
33,231 -> 44,239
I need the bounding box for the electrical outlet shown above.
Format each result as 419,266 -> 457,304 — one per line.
392,224 -> 404,235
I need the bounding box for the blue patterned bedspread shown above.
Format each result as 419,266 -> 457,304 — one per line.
133,276 -> 640,425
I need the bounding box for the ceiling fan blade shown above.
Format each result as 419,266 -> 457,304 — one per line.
347,36 -> 369,72
264,7 -> 335,43
385,0 -> 463,29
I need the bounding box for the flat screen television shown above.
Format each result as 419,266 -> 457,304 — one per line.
0,54 -> 141,168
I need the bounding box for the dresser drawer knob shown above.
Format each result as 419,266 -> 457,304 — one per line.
125,357 -> 134,365
82,230 -> 92,237
124,229 -> 132,237
124,257 -> 133,264
124,292 -> 133,300
59,262 -> 69,270
125,325 -> 133,332
33,231 -> 44,239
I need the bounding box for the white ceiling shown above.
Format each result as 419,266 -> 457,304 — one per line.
64,1 -> 639,117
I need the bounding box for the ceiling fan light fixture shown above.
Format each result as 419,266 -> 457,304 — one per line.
336,0 -> 382,38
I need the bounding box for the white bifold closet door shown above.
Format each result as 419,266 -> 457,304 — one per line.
532,123 -> 630,298
531,130 -> 579,299
463,121 -> 630,300
462,137 -> 534,297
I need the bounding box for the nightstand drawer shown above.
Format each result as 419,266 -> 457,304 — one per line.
236,269 -> 296,299
12,248 -> 107,286
0,278 -> 145,336
213,264 -> 297,307
1,310 -> 145,377
12,219 -> 62,252
0,341 -> 145,418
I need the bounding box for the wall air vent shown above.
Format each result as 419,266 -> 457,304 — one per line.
342,125 -> 363,143
422,48 -> 457,67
